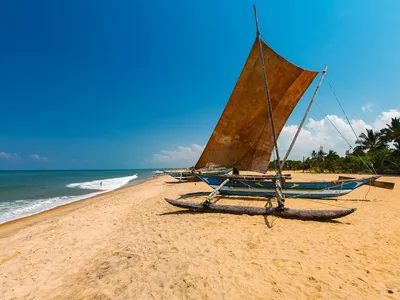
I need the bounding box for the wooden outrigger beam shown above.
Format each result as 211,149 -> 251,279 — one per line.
203,178 -> 230,205
338,176 -> 395,190
213,174 -> 292,181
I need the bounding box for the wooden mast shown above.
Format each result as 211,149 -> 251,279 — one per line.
253,4 -> 285,208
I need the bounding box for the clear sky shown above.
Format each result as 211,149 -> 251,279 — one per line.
1,0 -> 400,170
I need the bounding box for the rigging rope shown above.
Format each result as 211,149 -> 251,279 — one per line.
272,146 -> 277,172
255,35 -> 376,179
326,78 -> 360,141
323,77 -> 379,174
313,100 -> 377,174
364,184 -> 371,201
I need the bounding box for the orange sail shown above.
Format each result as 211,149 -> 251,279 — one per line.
195,38 -> 318,173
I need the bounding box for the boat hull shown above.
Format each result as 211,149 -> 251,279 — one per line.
195,174 -> 380,199
166,168 -> 232,182
164,198 -> 356,221
165,171 -> 197,182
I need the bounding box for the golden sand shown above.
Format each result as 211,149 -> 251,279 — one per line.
0,173 -> 399,299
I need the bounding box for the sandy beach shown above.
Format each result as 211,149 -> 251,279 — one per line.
0,173 -> 399,299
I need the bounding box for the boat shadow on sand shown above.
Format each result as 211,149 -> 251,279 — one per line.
160,192 -> 353,225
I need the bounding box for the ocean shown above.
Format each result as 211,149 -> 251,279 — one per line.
0,169 -> 161,224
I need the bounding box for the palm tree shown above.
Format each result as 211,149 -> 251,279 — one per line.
354,129 -> 387,153
392,141 -> 400,172
325,149 -> 339,160
394,141 -> 400,156
381,117 -> 400,143
311,150 -> 317,159
302,157 -> 311,172
315,146 -> 326,172
325,150 -> 340,173
317,147 -> 326,159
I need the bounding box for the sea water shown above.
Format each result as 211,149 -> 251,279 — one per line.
0,169 -> 160,224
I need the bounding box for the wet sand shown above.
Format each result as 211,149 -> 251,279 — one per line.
0,173 -> 399,299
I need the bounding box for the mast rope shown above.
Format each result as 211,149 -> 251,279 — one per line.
364,184 -> 371,201
313,101 -> 377,174
323,77 -> 378,174
326,78 -> 360,141
271,144 -> 278,174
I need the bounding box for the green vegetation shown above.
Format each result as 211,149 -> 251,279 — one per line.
273,117 -> 400,174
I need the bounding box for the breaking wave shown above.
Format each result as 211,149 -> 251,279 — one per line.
0,174 -> 139,224
0,192 -> 102,224
66,174 -> 138,191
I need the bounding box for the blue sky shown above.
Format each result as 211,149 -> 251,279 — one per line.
1,0 -> 400,169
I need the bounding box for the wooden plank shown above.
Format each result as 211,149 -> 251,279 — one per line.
369,180 -> 395,190
215,174 -> 292,180
338,176 -> 394,190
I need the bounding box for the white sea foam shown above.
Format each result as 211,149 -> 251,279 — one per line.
0,192 -> 103,224
66,174 -> 138,191
0,174 -> 139,224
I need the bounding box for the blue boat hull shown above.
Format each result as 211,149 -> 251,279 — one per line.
195,174 -> 380,199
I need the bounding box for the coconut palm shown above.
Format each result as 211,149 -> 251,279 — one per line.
317,147 -> 326,159
311,150 -> 317,159
312,146 -> 326,172
325,150 -> 340,173
354,129 -> 387,154
325,149 -> 339,160
381,117 -> 400,143
394,141 -> 400,154
392,141 -> 400,172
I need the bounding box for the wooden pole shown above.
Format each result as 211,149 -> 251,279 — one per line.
253,4 -> 284,207
203,178 -> 230,206
253,5 -> 282,177
280,65 -> 328,170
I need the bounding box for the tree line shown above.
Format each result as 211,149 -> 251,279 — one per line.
272,117 -> 400,174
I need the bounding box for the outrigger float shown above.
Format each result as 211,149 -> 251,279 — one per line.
164,198 -> 356,221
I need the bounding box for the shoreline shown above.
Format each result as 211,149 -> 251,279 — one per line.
1,173 -> 398,299
0,175 -> 160,238
0,172 -> 392,235
0,172 -> 395,234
